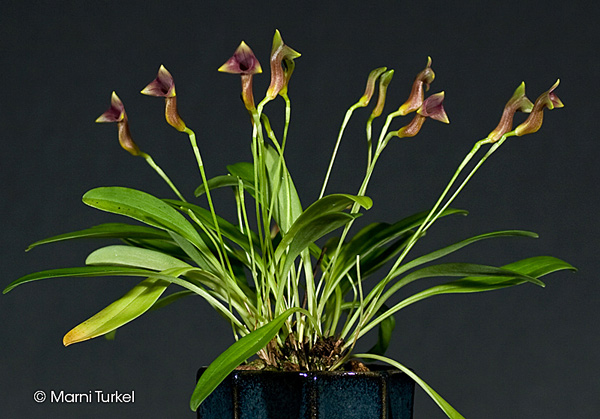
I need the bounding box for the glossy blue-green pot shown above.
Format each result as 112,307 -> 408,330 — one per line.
196,367 -> 414,419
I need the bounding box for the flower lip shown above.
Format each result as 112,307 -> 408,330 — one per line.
141,65 -> 176,98
219,41 -> 263,75
417,91 -> 449,124
96,91 -> 126,123
547,79 -> 564,109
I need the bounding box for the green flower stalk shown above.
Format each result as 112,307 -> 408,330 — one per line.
319,66 -> 388,199
95,91 -> 185,201
141,65 -> 187,132
487,82 -> 534,142
219,41 -> 263,111
515,79 -> 563,136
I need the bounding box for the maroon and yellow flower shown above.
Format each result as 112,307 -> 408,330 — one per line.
515,79 -> 563,136
219,41 -> 263,110
95,92 -> 141,156
398,57 -> 435,115
265,30 -> 301,100
357,67 -> 388,108
397,92 -> 449,138
486,82 -> 534,142
141,65 -> 186,131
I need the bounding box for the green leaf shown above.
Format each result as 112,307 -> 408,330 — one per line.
227,162 -> 255,182
356,353 -> 466,419
396,230 -> 539,275
122,238 -> 189,260
26,223 -> 171,251
82,187 -> 203,249
264,146 -> 303,233
190,308 -> 303,411
85,245 -> 191,270
63,276 -> 170,346
3,266 -> 156,294
274,194 -> 372,275
194,162 -> 255,197
410,256 -> 576,301
194,175 -> 242,197
364,256 -> 576,338
366,308 -> 395,356
394,262 -> 547,290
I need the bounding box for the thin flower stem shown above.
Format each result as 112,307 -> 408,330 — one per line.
386,139 -> 488,273
250,112 -> 276,306
236,179 -> 263,318
350,134 -> 515,342
317,108 -> 404,316
342,136 -> 495,342
183,127 -> 236,285
319,103 -> 361,199
281,93 -> 292,150
140,152 -> 186,202
365,116 -> 375,169
317,129 -> 397,321
422,135 -> 511,232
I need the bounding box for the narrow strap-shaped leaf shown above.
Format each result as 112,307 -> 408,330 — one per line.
395,230 -> 539,276
190,307 -> 306,411
85,245 -> 191,271
63,275 -> 171,346
3,266 -> 155,294
392,262 -> 546,290
26,223 -> 171,251
5,265 -> 247,329
355,353 -> 466,419
362,256 -> 575,338
82,187 -> 203,249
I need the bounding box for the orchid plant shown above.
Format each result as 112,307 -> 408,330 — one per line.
5,30 -> 574,418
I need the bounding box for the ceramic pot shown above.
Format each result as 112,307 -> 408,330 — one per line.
196,367 -> 414,419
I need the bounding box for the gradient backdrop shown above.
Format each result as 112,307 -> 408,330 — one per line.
1,1 -> 598,418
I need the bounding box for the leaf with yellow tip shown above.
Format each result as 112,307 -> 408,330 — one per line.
63,276 -> 170,346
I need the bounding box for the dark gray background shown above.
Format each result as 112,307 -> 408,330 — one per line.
1,1 -> 598,418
